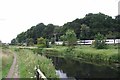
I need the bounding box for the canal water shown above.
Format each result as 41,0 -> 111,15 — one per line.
46,55 -> 119,79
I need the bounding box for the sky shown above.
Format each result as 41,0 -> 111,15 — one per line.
0,0 -> 119,43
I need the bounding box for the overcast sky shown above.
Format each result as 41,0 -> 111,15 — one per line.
0,0 -> 119,43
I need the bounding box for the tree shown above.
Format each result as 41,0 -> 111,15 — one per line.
37,37 -> 46,48
26,38 -> 34,46
43,24 -> 56,39
94,33 -> 107,49
66,29 -> 77,46
45,39 -> 49,48
54,26 -> 60,41
106,31 -> 116,45
51,37 -> 55,44
11,39 -> 17,45
12,13 -> 120,44
60,35 -> 66,46
80,24 -> 90,44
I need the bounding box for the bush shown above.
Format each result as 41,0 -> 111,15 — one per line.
94,33 -> 107,49
37,37 -> 46,48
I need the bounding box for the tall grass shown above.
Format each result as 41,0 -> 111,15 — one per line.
2,48 -> 14,78
15,48 -> 58,78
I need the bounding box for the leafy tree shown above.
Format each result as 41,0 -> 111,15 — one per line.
66,29 -> 77,46
11,39 -> 17,45
60,35 -> 66,46
16,32 -> 26,43
106,31 -> 116,45
80,24 -> 90,44
43,24 -> 56,39
45,39 -> 49,48
26,38 -> 34,46
94,33 -> 107,49
11,13 -> 120,44
54,26 -> 60,41
51,37 -> 55,44
37,37 -> 46,48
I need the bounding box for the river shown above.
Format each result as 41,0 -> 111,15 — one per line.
46,55 -> 119,79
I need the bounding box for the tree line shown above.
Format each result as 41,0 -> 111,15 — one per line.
11,13 -> 120,45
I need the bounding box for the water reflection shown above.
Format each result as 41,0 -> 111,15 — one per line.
46,55 -> 119,79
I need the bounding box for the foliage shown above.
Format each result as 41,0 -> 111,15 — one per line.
51,37 -> 55,44
11,38 -> 17,45
60,35 -> 66,46
80,24 -> 90,40
43,45 -> 119,65
2,49 -> 14,78
12,13 -> 120,44
15,49 -> 58,78
93,33 -> 107,49
2,44 -> 9,49
45,39 -> 49,48
26,38 -> 34,46
37,37 -> 46,48
65,29 -> 77,46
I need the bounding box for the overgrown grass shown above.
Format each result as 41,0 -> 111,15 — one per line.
2,48 -> 14,78
74,46 -> 118,63
42,45 -> 119,65
15,48 -> 58,78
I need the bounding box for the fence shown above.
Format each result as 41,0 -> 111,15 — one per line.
32,65 -> 47,80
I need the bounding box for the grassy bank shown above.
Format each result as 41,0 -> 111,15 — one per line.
15,48 -> 58,78
41,45 -> 119,65
2,48 -> 14,78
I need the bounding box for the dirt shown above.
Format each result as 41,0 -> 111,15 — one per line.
6,53 -> 19,78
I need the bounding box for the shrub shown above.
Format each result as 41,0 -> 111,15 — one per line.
37,37 -> 46,48
94,33 -> 107,49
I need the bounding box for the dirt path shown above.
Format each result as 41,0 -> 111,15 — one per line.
6,53 -> 19,78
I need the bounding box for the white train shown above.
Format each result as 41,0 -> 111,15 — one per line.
54,39 -> 120,45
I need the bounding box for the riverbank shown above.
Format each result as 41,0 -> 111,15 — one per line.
14,48 -> 58,78
46,55 -> 119,78
41,45 -> 119,67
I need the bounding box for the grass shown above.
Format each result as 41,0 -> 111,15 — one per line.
2,48 -> 14,78
0,58 -> 1,80
74,46 -> 118,63
15,48 -> 58,78
42,45 -> 119,65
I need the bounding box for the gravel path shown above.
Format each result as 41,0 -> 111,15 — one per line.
6,53 -> 19,78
